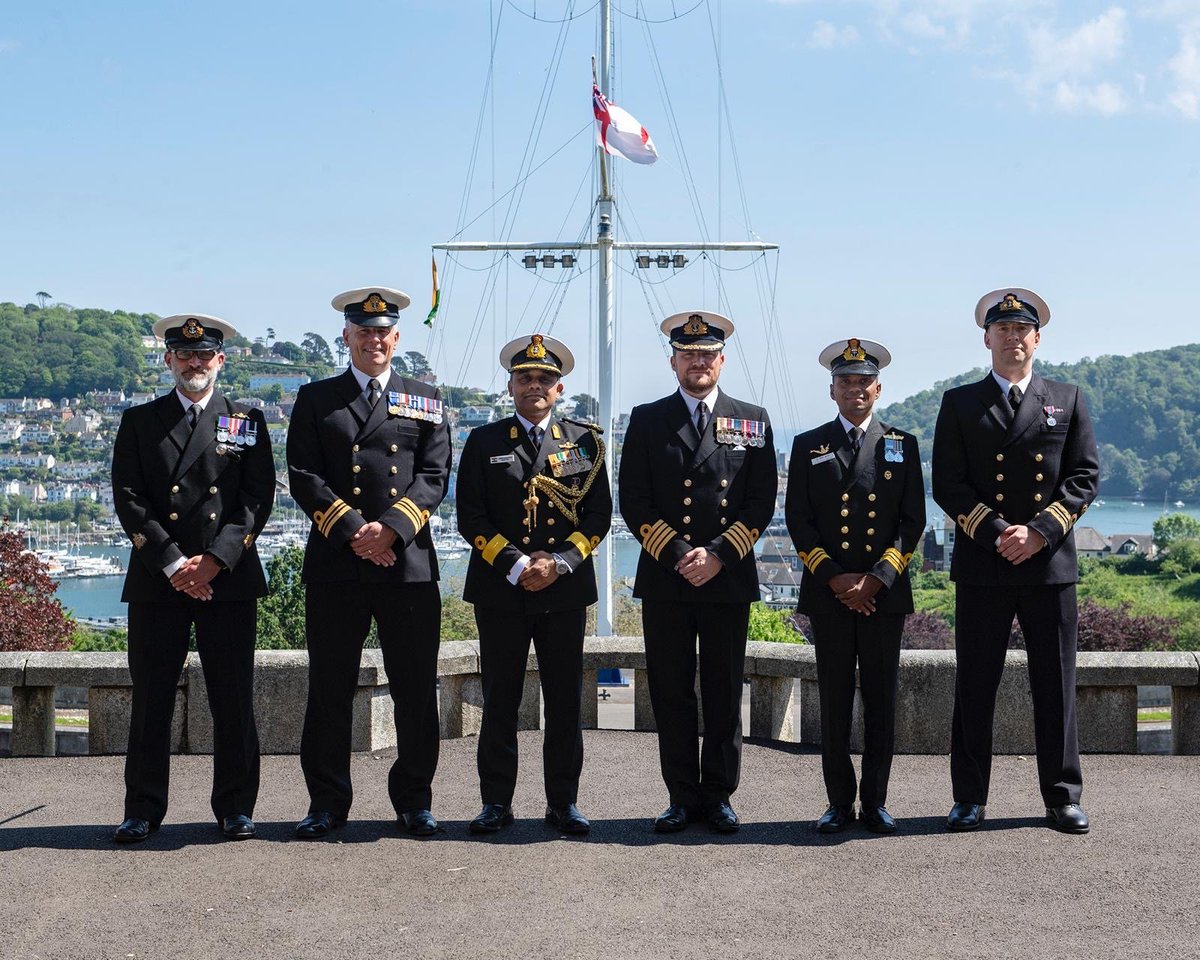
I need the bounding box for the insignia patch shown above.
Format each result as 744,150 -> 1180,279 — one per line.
683,314 -> 709,335
182,317 -> 204,340
362,293 -> 388,313
842,338 -> 866,362
999,293 -> 1025,313
526,334 -> 547,360
510,425 -> 519,440
810,444 -> 830,456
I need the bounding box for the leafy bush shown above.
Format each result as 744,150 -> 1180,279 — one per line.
0,528 -> 73,652
70,627 -> 128,651
749,602 -> 806,643
901,610 -> 954,649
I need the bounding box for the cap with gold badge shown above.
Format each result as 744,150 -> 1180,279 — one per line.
332,286 -> 412,327
500,333 -> 575,377
152,314 -> 236,352
974,287 -> 1051,330
818,337 -> 891,377
659,310 -> 735,352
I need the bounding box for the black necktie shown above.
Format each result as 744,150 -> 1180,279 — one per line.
1009,384 -> 1023,410
187,406 -> 199,431
368,378 -> 381,408
695,402 -> 709,438
528,425 -> 543,450
848,426 -> 862,453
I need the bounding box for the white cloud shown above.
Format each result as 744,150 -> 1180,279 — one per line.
1053,80 -> 1129,114
1028,6 -> 1127,82
810,20 -> 861,49
1167,30 -> 1200,119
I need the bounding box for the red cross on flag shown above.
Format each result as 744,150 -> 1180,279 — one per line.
593,84 -> 658,165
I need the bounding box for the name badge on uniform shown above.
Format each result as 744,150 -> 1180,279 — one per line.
548,446 -> 592,477
388,391 -> 445,424
811,452 -> 836,465
490,453 -> 516,465
715,416 -> 766,447
883,434 -> 904,463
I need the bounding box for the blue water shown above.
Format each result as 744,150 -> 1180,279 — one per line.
51,497 -> 1199,622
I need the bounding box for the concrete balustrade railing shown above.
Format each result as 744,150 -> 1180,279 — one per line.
3,643 -> 1199,757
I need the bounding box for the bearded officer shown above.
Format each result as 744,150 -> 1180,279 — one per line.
785,338 -> 925,834
933,288 -> 1099,834
111,314 -> 274,842
287,286 -> 451,839
457,334 -> 611,836
619,311 -> 777,834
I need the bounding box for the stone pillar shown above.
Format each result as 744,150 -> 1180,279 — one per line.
749,675 -> 795,741
799,678 -> 821,745
1077,685 -> 1137,754
439,674 -> 472,739
634,668 -> 656,731
517,672 -> 541,731
11,686 -> 56,757
350,686 -> 397,752
581,669 -> 599,730
87,686 -> 185,755
1173,684 -> 1200,755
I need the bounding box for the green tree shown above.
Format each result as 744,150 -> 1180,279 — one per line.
441,594 -> 478,641
1153,513 -> 1200,552
748,602 -> 805,643
404,351 -> 432,379
35,291 -> 51,308
1162,539 -> 1200,579
571,393 -> 598,419
271,340 -> 305,362
260,383 -> 285,404
301,332 -> 334,365
256,547 -> 306,649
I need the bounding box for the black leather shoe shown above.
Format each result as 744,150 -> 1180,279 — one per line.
113,817 -> 156,844
545,803 -> 590,835
295,811 -> 345,839
1046,803 -> 1090,834
816,805 -> 854,834
707,801 -> 740,834
861,806 -> 896,834
946,802 -> 986,832
469,803 -> 514,834
398,809 -> 439,836
221,814 -> 256,840
653,804 -> 691,833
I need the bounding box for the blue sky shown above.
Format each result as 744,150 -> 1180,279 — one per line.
2,1 -> 1198,434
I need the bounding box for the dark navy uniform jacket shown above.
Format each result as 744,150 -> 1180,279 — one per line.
286,369 -> 451,584
458,414 -> 612,613
113,392 -> 274,603
932,372 -> 1099,586
785,418 -> 925,615
619,391 -> 777,604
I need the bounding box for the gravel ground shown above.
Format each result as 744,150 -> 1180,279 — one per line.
3,732 -> 1198,960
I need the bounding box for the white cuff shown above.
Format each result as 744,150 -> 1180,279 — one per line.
506,554 -> 532,585
163,555 -> 187,578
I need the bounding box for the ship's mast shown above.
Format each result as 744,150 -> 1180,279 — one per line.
435,0 -> 777,636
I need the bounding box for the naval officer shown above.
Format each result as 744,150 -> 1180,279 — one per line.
785,338 -> 925,833
287,286 -> 451,839
457,334 -> 611,835
618,311 -> 777,834
111,314 -> 274,842
932,287 -> 1099,834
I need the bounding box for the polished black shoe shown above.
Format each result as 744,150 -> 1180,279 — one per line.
816,805 -> 854,834
398,809 -> 439,837
221,814 -> 256,840
545,803 -> 591,835
295,811 -> 345,839
707,801 -> 740,834
653,804 -> 692,834
861,806 -> 897,834
469,803 -> 514,834
113,817 -> 156,844
1046,803 -> 1090,834
946,802 -> 986,832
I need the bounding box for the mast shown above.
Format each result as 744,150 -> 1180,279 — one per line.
435,0 -> 777,638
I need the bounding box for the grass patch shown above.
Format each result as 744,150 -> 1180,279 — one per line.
1138,708 -> 1172,723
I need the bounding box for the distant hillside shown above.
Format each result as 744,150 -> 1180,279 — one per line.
877,343 -> 1200,499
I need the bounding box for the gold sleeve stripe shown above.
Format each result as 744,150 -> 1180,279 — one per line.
315,499 -> 351,538
722,522 -> 755,559
642,519 -> 678,560
961,503 -> 992,538
882,547 -> 910,574
1045,501 -> 1073,533
567,531 -> 593,559
480,534 -> 508,565
394,497 -> 428,534
799,547 -> 831,574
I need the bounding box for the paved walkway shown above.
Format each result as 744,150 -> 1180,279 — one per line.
3,733 -> 1198,960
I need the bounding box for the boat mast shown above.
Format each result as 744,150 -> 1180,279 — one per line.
435,0 -> 777,637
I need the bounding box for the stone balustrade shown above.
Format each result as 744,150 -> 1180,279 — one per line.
2,642 -> 1199,757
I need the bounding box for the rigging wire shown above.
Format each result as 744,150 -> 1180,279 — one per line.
504,0 -> 599,21
613,0 -> 705,22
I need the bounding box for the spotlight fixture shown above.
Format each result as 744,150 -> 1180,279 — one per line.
560,254 -> 576,268
522,255 -> 538,269
542,255 -> 556,268
672,254 -> 687,269
636,254 -> 651,269
656,254 -> 670,268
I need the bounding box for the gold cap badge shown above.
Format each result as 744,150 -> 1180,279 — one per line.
683,314 -> 709,336
182,318 -> 204,340
362,293 -> 388,314
842,338 -> 866,362
526,334 -> 547,360
999,294 -> 1024,313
